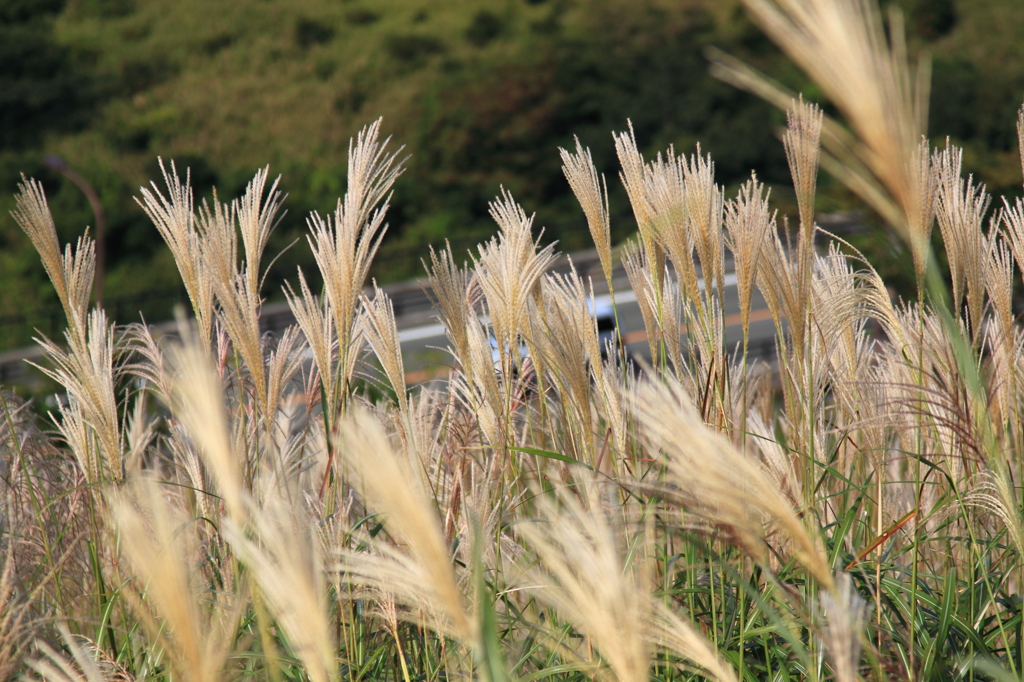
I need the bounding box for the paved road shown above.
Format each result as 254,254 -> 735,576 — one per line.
0,250 -> 780,389
398,269 -> 778,383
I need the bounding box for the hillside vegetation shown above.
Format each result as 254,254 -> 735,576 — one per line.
0,0 -> 1022,350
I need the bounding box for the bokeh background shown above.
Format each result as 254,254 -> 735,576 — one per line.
1,0 -> 1021,350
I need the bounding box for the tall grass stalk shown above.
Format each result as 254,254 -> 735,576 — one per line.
4,3 -> 1024,679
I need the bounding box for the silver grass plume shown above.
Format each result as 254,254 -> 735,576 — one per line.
223,491 -> 337,682
514,484 -> 652,682
560,137 -> 613,288
935,141 -> 990,337
168,333 -> 244,520
622,241 -> 662,369
530,271 -> 597,462
682,146 -> 726,309
135,159 -> 214,346
33,310 -> 122,481
725,173 -> 773,345
235,166 -> 285,295
614,121 -> 654,243
631,377 -> 834,588
1018,101 -> 1024,186
27,624 -> 114,682
906,138 -> 939,286
1000,195 -> 1024,290
284,270 -> 338,415
307,119 -> 405,410
719,0 -> 930,257
986,233 -> 1016,350
264,325 -> 304,430
336,408 -> 473,644
614,122 -> 667,284
361,284 -> 409,419
783,97 -> 823,335
642,144 -> 704,321
197,189 -> 273,411
110,476 -> 240,682
819,574 -> 867,682
425,243 -> 472,376
12,177 -> 95,337
473,189 -> 557,371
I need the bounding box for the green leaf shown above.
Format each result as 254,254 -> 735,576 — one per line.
509,446 -> 593,470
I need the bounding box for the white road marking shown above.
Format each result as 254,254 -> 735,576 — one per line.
397,272 -> 739,343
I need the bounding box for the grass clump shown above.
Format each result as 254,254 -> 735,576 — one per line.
5,1 -> 1024,680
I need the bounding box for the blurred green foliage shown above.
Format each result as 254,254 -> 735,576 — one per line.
0,0 -> 1022,350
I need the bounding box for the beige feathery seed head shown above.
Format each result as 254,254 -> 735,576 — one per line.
332,537 -> 471,647
810,248 -> 864,370
33,309 -> 122,481
1000,195 -> 1024,289
1018,101 -> 1024,185
223,494 -> 338,682
682,146 -> 726,307
342,118 -> 407,231
195,173 -> 279,414
168,333 -> 244,520
713,0 -> 929,257
285,270 -> 337,411
514,482 -> 653,682
121,322 -> 173,407
12,177 -> 73,317
13,177 -> 98,337
648,601 -> 738,682
27,624 -> 112,682
622,241 -> 662,369
965,469 -> 1024,558
457,314 -> 503,448
756,222 -> 805,354
473,188 -> 557,355
725,173 -> 773,341
906,138 -> 939,285
784,96 -> 823,237
425,243 -> 472,372
642,145 -> 705,325
543,266 -> 603,382
784,97 -> 823,330
214,267 -> 268,411
560,137 -> 613,286
361,284 -> 408,418
819,573 -> 867,682
136,160 -> 214,342
110,476 -> 239,682
307,120 -> 405,403
935,140 -> 990,336
197,192 -> 238,293
746,414 -> 801,505
986,233 -> 1015,342
631,377 -> 834,589
529,274 -> 596,460
0,543 -> 31,682
235,166 -> 286,295
614,121 -> 655,241
336,408 -> 473,644
59,237 -> 97,337
660,269 -> 686,378
264,325 -> 304,429
763,0 -> 927,202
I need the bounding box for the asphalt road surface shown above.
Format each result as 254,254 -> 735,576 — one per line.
397,269 -> 778,383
